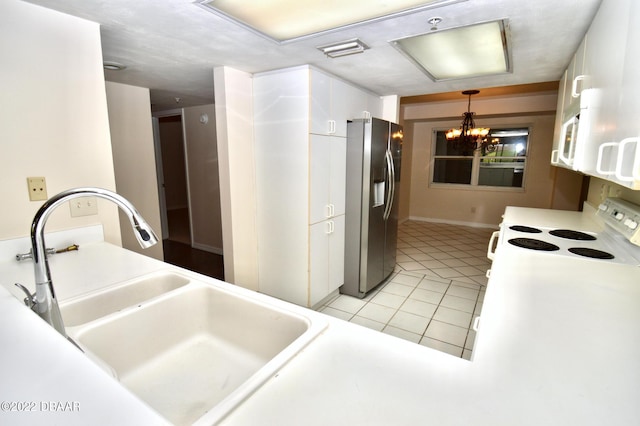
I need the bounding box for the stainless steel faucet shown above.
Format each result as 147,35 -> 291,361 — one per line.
15,187 -> 158,338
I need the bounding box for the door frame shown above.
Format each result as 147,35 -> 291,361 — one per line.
152,108 -> 194,245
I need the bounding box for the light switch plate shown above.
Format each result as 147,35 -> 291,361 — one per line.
69,196 -> 99,217
27,177 -> 47,201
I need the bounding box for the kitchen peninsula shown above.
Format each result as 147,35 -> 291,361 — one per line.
1,206 -> 639,425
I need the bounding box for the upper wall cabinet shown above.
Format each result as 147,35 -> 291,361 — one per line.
578,0 -> 630,180
310,70 -> 377,137
551,37 -> 587,170
552,0 -> 640,189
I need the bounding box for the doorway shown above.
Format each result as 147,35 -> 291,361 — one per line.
153,113 -> 192,245
152,110 -> 225,280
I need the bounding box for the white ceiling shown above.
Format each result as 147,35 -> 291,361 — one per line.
25,0 -> 602,111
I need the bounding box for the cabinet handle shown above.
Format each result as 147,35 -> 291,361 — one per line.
558,118 -> 577,166
472,316 -> 481,332
325,204 -> 332,218
328,120 -> 336,134
596,142 -> 618,176
571,75 -> 586,98
487,230 -> 500,261
614,137 -> 640,182
550,149 -> 559,165
326,221 -> 334,234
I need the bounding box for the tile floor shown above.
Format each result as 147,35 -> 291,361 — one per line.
319,220 -> 496,360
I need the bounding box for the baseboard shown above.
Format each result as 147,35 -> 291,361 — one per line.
408,216 -> 499,229
192,242 -> 223,255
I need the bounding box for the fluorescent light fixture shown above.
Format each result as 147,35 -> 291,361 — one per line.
318,39 -> 369,58
196,0 -> 467,43
391,19 -> 512,81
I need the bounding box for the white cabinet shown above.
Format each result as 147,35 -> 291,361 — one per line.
550,69 -> 567,167
552,37 -> 587,170
254,65 -> 381,307
310,135 -> 346,224
310,215 -> 345,307
310,71 -> 372,137
606,0 -> 640,188
551,0 -> 640,190
562,37 -> 587,119
579,0 -> 631,179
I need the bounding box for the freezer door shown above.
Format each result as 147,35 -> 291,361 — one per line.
363,118 -> 391,293
383,123 -> 403,279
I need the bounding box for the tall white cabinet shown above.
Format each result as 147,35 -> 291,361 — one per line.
253,65 -> 382,307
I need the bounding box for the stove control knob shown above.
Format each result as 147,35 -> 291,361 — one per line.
598,203 -> 608,212
624,219 -> 638,230
615,211 -> 625,221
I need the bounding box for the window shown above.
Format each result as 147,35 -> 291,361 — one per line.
431,128 -> 528,188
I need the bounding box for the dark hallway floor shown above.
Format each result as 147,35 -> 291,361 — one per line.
162,239 -> 225,281
162,208 -> 224,280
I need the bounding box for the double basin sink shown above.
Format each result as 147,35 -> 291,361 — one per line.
59,271 -> 327,425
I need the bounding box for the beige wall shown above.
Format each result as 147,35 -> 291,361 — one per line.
214,67 -> 259,290
401,92 -> 584,227
587,176 -> 640,207
106,81 -> 163,260
0,0 -> 121,243
183,105 -> 223,254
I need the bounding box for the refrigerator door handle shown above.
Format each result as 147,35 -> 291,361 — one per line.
383,149 -> 395,220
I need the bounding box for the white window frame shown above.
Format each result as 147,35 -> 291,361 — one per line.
429,126 -> 530,192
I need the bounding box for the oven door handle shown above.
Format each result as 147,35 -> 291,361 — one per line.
487,230 -> 500,261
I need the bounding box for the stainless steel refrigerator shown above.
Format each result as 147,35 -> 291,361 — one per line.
341,118 -> 402,298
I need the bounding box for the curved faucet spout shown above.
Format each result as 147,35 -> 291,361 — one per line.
30,187 -> 158,337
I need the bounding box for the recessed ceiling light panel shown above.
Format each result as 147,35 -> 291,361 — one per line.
391,19 -> 512,81
197,0 -> 467,43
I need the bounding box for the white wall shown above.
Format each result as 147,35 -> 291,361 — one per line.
183,104 -> 223,254
0,0 -> 121,243
214,67 -> 259,290
106,81 -> 163,260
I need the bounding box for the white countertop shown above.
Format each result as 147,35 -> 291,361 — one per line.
2,213 -> 640,425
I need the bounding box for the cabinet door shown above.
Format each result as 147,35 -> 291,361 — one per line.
331,78 -> 349,137
334,79 -> 371,136
310,70 -> 332,135
310,134 -> 331,224
310,135 -> 347,223
330,136 -> 347,216
579,0 -> 631,179
551,70 -> 567,167
309,220 -> 330,307
610,0 -> 640,188
309,216 -> 345,307
328,215 -> 345,294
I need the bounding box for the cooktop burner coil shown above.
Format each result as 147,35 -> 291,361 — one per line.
508,238 -> 560,251
509,225 -> 542,233
549,229 -> 597,241
568,247 -> 615,259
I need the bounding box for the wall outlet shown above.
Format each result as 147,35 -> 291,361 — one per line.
69,196 -> 98,217
27,177 -> 48,201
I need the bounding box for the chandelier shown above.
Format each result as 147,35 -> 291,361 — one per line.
446,90 -> 490,153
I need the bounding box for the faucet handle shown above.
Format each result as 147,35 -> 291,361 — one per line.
14,283 -> 36,310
